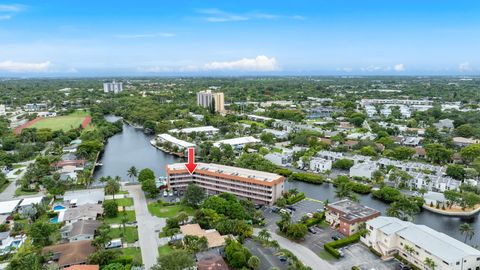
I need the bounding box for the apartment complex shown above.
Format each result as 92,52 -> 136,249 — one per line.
103,81 -> 123,93
166,163 -> 285,205
197,90 -> 225,113
326,200 -> 380,236
362,216 -> 480,270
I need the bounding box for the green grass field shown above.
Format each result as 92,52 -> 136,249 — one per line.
105,198 -> 134,207
122,247 -> 142,264
103,210 -> 136,224
147,203 -> 194,218
30,111 -> 90,131
158,244 -> 173,256
108,227 -> 139,243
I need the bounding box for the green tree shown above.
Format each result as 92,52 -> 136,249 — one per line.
460,144 -> 480,163
184,183 -> 206,207
138,168 -> 155,182
127,166 -> 138,182
29,221 -> 57,247
103,200 -> 119,218
6,251 -> 43,270
105,178 -> 120,199
386,196 -> 421,221
152,250 -> 195,270
260,132 -> 275,145
286,223 -> 308,240
141,177 -> 158,198
425,143 -> 453,164
248,255 -> 261,269
332,159 -> 354,170
424,257 -> 437,270
446,164 -> 466,180
258,228 -> 271,242
459,223 -> 475,243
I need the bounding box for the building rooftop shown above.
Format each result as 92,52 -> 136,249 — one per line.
64,189 -> 105,206
197,253 -> 229,270
157,133 -> 196,148
43,240 -> 95,267
64,265 -> 99,270
213,136 -> 260,147
0,199 -> 21,215
68,220 -> 101,237
59,203 -> 103,222
367,216 -> 480,263
180,224 -> 227,249
167,162 -> 283,183
327,199 -> 380,223
169,126 -> 219,134
19,196 -> 44,207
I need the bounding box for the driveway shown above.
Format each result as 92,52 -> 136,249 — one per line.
253,228 -> 336,270
334,243 -> 397,270
126,184 -> 165,270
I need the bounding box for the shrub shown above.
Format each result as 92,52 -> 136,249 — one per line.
324,230 -> 367,258
286,193 -> 306,205
103,200 -> 118,218
290,172 -> 324,184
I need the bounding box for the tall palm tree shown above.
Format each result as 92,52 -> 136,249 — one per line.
258,228 -> 271,242
403,245 -> 415,266
459,223 -> 475,243
127,166 -> 138,182
105,178 -> 120,200
424,257 -> 437,270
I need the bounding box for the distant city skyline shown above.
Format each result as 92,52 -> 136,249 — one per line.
0,0 -> 479,76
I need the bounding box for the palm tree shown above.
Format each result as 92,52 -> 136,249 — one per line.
127,166 -> 138,182
335,183 -> 358,202
105,178 -> 120,200
459,223 -> 475,243
121,212 -> 128,239
258,228 -> 271,242
403,245 -> 415,266
424,257 -> 437,270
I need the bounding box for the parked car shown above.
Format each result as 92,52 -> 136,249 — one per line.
106,238 -> 122,249
308,227 -> 317,234
331,235 -> 340,241
286,206 -> 296,211
338,249 -> 344,257
163,191 -> 168,197
168,191 -> 174,197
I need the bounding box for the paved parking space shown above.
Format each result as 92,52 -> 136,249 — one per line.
333,243 -> 398,270
244,239 -> 288,270
302,223 -> 338,254
289,199 -> 324,222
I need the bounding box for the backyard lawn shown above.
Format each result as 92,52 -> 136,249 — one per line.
108,227 -> 139,243
147,203 -> 194,218
106,198 -> 134,207
122,247 -> 142,264
103,211 -> 136,224
158,244 -> 173,256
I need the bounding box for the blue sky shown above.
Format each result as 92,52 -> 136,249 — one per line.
0,0 -> 479,76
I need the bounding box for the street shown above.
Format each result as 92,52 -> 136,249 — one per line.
125,184 -> 165,270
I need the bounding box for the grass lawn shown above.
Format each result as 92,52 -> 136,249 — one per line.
122,247 -> 142,264
108,227 -> 138,243
14,188 -> 38,197
106,198 -> 134,207
158,244 -> 173,256
318,250 -> 338,261
30,111 -> 90,131
0,181 -> 10,193
148,203 -> 194,218
103,211 -> 136,224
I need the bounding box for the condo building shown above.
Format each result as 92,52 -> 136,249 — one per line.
166,163 -> 285,205
362,216 -> 480,270
103,81 -> 123,93
197,90 -> 225,113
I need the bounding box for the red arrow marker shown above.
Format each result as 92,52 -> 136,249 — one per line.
184,147 -> 198,174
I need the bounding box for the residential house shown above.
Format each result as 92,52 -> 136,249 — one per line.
349,162 -> 378,179
434,119 -> 454,130
196,252 -> 229,270
179,224 -> 227,249
43,240 -> 96,268
63,189 -> 105,206
61,220 -> 101,242
213,136 -> 260,149
264,152 -> 292,166
452,137 -> 479,147
263,129 -> 289,139
64,265 -> 99,270
309,157 -> 332,173
58,204 -> 103,224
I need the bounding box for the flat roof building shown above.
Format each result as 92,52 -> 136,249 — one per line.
362,216 -> 480,270
157,133 -> 196,149
169,126 -> 219,135
326,199 -> 380,236
213,136 -> 260,149
167,162 -> 285,205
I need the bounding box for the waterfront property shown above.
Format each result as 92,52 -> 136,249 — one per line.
213,136 -> 261,149
362,216 -> 480,270
326,199 -> 380,236
156,133 -> 196,152
168,126 -> 219,136
166,162 -> 285,205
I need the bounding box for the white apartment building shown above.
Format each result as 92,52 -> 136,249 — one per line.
361,99 -> 433,106
156,134 -> 196,151
263,129 -> 289,139
166,163 -> 285,205
309,157 -> 332,173
407,173 -> 461,192
213,136 -> 260,149
264,152 -> 292,166
168,126 -> 219,135
103,81 -> 123,93
197,90 -> 225,113
349,162 -> 378,179
362,216 -> 480,270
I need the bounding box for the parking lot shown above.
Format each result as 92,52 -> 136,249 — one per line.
333,243 -> 399,270
244,239 -> 288,270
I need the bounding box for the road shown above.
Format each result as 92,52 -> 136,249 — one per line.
254,228 -> 336,270
125,184 -> 165,270
1,160 -> 39,201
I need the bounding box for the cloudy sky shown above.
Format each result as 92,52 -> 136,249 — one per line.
0,0 -> 479,76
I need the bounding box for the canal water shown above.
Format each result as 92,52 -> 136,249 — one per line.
93,116 -> 181,182
95,115 -> 479,243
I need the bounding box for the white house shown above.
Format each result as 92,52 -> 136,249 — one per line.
264,152 -> 292,166
362,216 -> 480,270
168,126 -> 219,135
263,129 -> 289,139
213,136 -> 260,149
309,157 -> 332,173
349,162 -> 378,179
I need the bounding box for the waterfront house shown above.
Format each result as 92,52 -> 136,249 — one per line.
349,162 -> 378,180
309,157 -> 332,173
58,204 -> 103,224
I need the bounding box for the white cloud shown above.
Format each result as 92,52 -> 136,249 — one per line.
0,60 -> 51,72
393,64 -> 405,72
0,15 -> 11,20
204,55 -> 279,71
361,65 -> 382,72
0,4 -> 24,12
114,32 -> 175,39
459,62 -> 472,71
196,8 -> 305,22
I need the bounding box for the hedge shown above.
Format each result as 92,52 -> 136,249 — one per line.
290,172 -> 324,184
304,212 -> 325,227
286,192 -> 306,205
323,229 -> 367,258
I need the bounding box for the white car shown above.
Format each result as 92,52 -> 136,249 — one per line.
169,191 -> 174,197
163,191 -> 168,197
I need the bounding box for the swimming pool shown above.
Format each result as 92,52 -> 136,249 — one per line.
53,205 -> 66,211
50,217 -> 59,224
